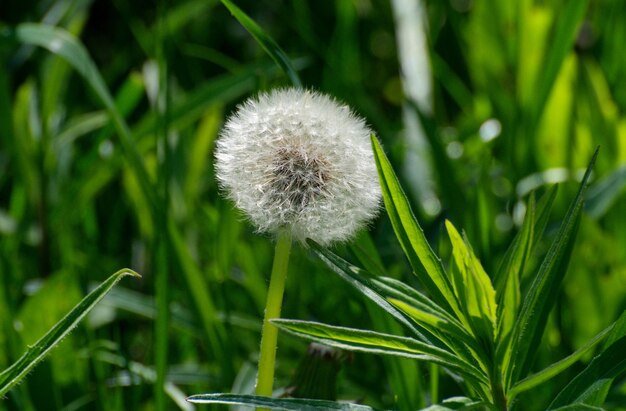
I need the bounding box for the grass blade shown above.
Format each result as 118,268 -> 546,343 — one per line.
187,393 -> 376,410
307,239 -> 430,341
549,311 -> 626,408
509,322 -> 614,398
548,336 -> 626,408
506,149 -> 599,389
0,269 -> 140,396
371,135 -> 461,320
220,0 -> 302,87
530,0 -> 590,130
272,319 -> 487,385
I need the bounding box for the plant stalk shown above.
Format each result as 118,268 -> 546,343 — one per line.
256,231 -> 293,401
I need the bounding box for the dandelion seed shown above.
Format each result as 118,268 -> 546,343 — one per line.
215,88 -> 381,245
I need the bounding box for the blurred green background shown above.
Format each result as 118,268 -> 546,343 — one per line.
1,0 -> 626,410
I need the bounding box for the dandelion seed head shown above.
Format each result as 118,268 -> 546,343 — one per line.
215,88 -> 381,245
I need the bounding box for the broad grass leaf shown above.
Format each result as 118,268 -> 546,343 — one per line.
530,0 -> 590,131
371,135 -> 462,321
506,149 -> 598,389
14,272 -> 84,385
272,319 -> 487,386
220,0 -> 302,87
494,193 -> 535,343
445,220 -> 497,341
0,269 -> 140,396
187,393 -> 376,410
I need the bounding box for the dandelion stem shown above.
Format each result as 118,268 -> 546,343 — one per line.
256,230 -> 293,401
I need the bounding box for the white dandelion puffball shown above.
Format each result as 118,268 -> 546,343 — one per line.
215,88 -> 381,245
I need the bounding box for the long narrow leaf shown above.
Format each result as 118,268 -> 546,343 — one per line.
446,220 -> 497,341
220,0 -> 302,87
371,135 -> 461,320
548,336 -> 626,408
187,394 -> 376,410
549,310 -> 626,408
530,0 -> 590,130
307,239 -> 430,342
495,194 -> 536,368
272,319 -> 488,385
506,149 -> 598,388
509,321 -> 614,398
0,269 -> 140,396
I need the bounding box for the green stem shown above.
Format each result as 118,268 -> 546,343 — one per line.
430,363 -> 439,404
256,231 -> 293,399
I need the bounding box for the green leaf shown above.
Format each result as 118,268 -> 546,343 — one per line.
386,298 -> 485,361
530,0 -> 590,130
187,393 -> 376,410
495,193 -> 536,368
506,149 -> 599,389
0,269 -> 140,396
373,278 -> 490,377
307,239 -> 431,342
273,319 -> 488,386
445,220 -> 497,341
419,396 -> 495,411
220,0 -> 302,88
508,321 -> 614,398
549,310 -> 626,408
370,135 -> 462,321
372,276 -> 455,323
495,186 -> 559,370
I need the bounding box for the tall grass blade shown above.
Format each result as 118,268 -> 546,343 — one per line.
220,0 -> 302,88
509,321 -> 614,398
506,149 -> 599,388
549,311 -> 626,408
0,269 -> 140,396
530,0 -> 590,130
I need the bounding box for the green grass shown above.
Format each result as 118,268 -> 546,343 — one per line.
1,0 -> 626,410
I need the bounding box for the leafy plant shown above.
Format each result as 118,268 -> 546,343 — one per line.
191,140 -> 626,410
275,142 -> 625,410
